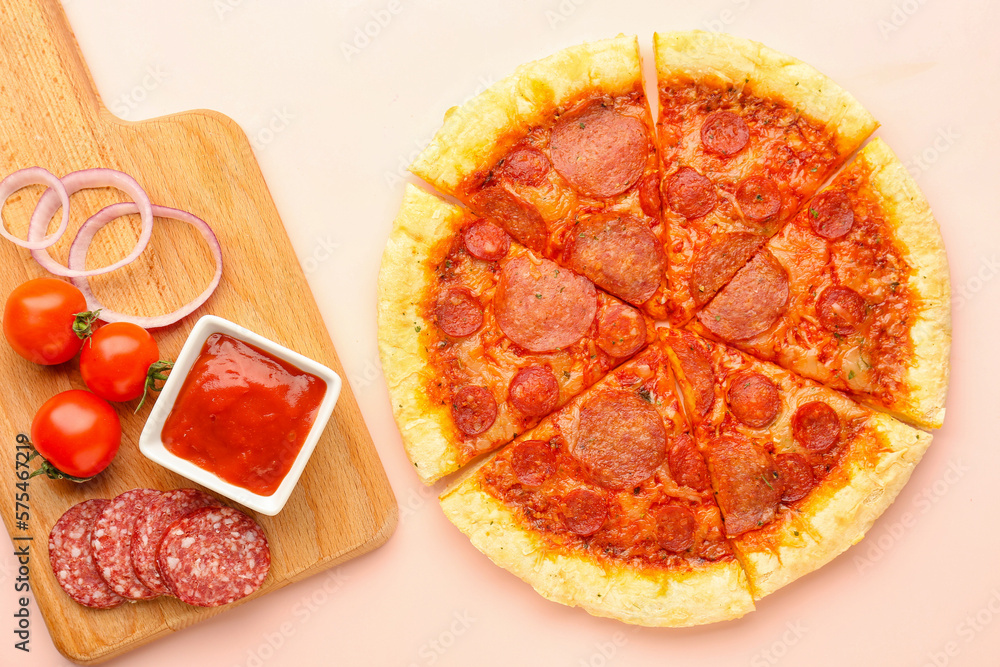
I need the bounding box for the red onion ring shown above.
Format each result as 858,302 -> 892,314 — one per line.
28,168 -> 154,277
0,167 -> 71,250
67,203 -> 223,328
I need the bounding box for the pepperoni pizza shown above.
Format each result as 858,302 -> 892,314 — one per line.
377,31 -> 951,626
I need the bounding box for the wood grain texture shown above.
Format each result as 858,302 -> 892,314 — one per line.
0,1 -> 397,663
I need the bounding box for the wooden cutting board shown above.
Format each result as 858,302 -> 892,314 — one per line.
0,1 -> 397,664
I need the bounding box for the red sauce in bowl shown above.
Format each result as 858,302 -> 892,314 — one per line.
161,333 -> 326,496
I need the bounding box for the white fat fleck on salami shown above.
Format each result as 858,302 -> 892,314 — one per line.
157,506 -> 271,608
130,488 -> 222,596
91,488 -> 162,600
48,499 -> 125,609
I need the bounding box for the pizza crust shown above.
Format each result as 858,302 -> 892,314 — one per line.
856,138 -> 951,429
739,412 -> 930,599
439,457 -> 755,627
411,34 -> 643,195
653,31 -> 878,157
377,184 -> 465,483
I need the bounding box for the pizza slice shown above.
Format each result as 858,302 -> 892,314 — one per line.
691,138 -> 950,429
440,334 -> 754,626
653,31 -> 878,325
378,184 -> 655,484
410,35 -> 670,313
661,328 -> 930,599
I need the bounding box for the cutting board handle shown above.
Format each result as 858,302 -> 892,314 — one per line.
2,0 -> 106,123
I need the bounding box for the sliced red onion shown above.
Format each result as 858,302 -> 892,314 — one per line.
0,167 -> 71,249
67,203 -> 223,328
28,168 -> 154,277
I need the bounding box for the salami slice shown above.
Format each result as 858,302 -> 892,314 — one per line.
690,232 -> 764,306
656,506 -> 696,553
434,288 -> 483,338
707,436 -> 782,537
726,371 -> 781,428
566,212 -> 665,305
808,190 -> 854,239
463,220 -> 510,261
665,166 -> 716,220
451,385 -> 498,436
596,301 -> 646,358
91,488 -> 161,600
502,145 -> 550,186
510,439 -> 557,487
550,102 -> 648,198
664,331 -> 716,417
470,185 -> 546,250
736,175 -> 781,222
131,488 -> 221,596
637,173 -> 662,219
562,487 -> 607,536
816,285 -> 867,335
698,250 -> 789,341
776,453 -> 815,503
508,365 -> 560,417
667,433 -> 711,492
572,390 -> 667,490
701,110 -> 750,157
157,506 -> 270,607
792,401 -> 841,452
49,499 -> 124,609
494,254 -> 597,352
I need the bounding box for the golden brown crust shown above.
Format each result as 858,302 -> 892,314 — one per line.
411,35 -> 643,195
377,184 -> 466,483
653,31 -> 878,156
855,139 -> 951,428
440,456 -> 755,627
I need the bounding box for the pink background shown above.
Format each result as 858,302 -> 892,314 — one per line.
3,1 -> 999,665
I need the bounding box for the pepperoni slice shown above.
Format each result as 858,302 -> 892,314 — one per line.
701,110 -> 750,157
572,391 -> 667,490
494,255 -> 597,352
550,102 -> 648,197
470,185 -> 546,250
464,220 -> 510,261
664,331 -> 715,417
510,439 -> 557,487
698,250 -> 789,341
776,453 -> 815,503
707,436 -> 782,537
596,301 -> 646,358
667,433 -> 710,492
816,285 -> 867,335
49,499 -> 124,609
726,371 -> 780,428
638,173 -> 662,219
736,175 -> 781,222
656,506 -> 697,553
665,167 -> 716,219
502,145 -> 550,186
562,487 -> 607,536
808,190 -> 854,239
690,232 -> 764,306
451,385 -> 497,436
792,401 -> 840,452
434,287 -> 483,338
567,212 -> 664,305
91,488 -> 161,600
508,365 -> 560,416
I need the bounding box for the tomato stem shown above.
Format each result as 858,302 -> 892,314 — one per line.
72,309 -> 102,340
136,360 -> 175,413
23,439 -> 94,483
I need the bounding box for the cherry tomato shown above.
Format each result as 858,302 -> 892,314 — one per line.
3,278 -> 88,365
31,390 -> 121,479
80,322 -> 160,402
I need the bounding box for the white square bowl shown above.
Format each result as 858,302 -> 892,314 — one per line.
138,314 -> 341,516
